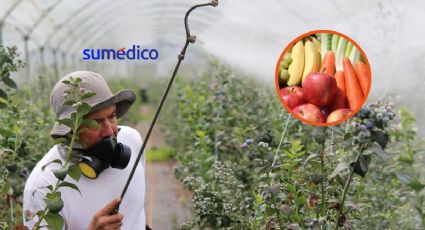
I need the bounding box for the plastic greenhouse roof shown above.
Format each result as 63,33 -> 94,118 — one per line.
1,0 -> 425,132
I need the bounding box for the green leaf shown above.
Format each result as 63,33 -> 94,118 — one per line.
372,130 -> 389,149
396,173 -> 411,184
46,185 -> 53,191
81,92 -> 96,99
71,112 -> 77,121
398,155 -> 414,165
0,182 -> 10,197
1,68 -> 10,77
343,133 -> 352,141
254,193 -> 263,205
32,210 -> 44,222
350,154 -> 370,177
408,180 -> 425,192
59,181 -> 81,195
0,88 -> 7,100
329,162 -> 349,180
45,191 -> 58,199
370,142 -> 390,160
57,118 -> 74,129
290,139 -> 303,153
0,222 -> 8,229
46,192 -> 64,213
0,98 -> 7,109
62,80 -> 71,84
42,159 -> 63,171
52,166 -> 69,181
54,137 -> 68,145
44,212 -> 64,229
3,75 -> 17,89
287,184 -> 296,195
265,206 -> 274,216
63,100 -> 76,106
68,165 -> 81,182
81,119 -> 99,128
294,196 -> 306,207
77,102 -> 91,116
0,95 -> 7,103
36,209 -> 45,217
303,152 -> 319,166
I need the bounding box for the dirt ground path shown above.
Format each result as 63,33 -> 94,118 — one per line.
135,105 -> 192,229
144,161 -> 193,229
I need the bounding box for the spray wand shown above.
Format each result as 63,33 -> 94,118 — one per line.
112,0 -> 219,214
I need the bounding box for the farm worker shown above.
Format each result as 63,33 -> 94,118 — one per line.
22,71 -> 148,230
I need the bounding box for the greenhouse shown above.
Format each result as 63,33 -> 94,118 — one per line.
1,0 -> 425,229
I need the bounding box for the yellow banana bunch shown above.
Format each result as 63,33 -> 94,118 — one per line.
311,37 -> 321,56
287,40 -> 305,86
301,39 -> 321,83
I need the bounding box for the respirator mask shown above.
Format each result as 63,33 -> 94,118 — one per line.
76,137 -> 131,179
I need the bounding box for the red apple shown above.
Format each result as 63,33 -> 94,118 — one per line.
302,72 -> 337,107
293,103 -> 325,123
327,109 -> 352,123
281,86 -> 305,109
328,88 -> 346,112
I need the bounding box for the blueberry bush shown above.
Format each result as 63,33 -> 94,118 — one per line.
0,45 -> 56,229
163,63 -> 425,229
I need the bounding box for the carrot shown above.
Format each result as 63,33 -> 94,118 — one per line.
355,61 -> 370,96
328,71 -> 346,111
335,71 -> 346,94
320,51 -> 335,76
343,57 -> 363,110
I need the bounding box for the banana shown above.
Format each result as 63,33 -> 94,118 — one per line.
301,39 -> 321,83
287,40 -> 304,86
311,37 -> 321,56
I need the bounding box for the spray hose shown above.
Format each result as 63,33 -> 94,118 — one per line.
112,0 -> 219,214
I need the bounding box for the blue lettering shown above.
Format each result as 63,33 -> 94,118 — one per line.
91,49 -> 100,60
127,45 -> 136,60
82,45 -> 159,61
102,49 -> 116,60
82,49 -> 91,60
141,49 -> 149,60
117,50 -> 125,60
149,49 -> 158,59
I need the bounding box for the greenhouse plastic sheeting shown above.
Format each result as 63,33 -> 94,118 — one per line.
1,0 -> 425,131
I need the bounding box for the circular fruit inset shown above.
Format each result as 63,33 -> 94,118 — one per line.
275,30 -> 372,126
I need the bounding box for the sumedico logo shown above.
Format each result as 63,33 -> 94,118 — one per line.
82,45 -> 159,61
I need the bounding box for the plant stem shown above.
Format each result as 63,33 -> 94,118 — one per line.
320,141 -> 326,217
267,175 -> 284,229
9,196 -> 14,224
334,146 -> 363,230
344,118 -> 350,134
273,195 -> 285,229
32,115 -> 80,229
415,191 -> 425,229
270,114 -> 291,170
261,114 -> 291,229
9,135 -> 19,225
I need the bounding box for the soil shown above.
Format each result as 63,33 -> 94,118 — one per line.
135,105 -> 193,229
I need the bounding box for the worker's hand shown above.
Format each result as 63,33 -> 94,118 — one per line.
88,198 -> 123,230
